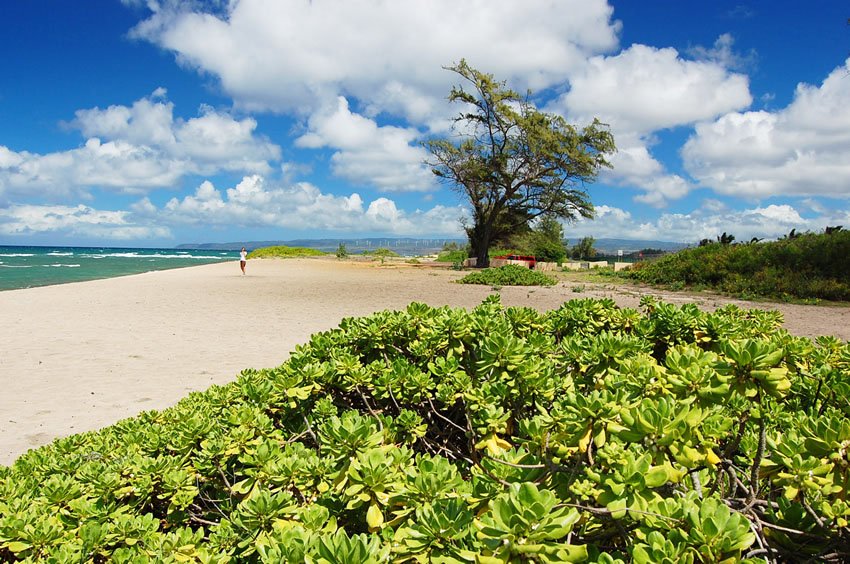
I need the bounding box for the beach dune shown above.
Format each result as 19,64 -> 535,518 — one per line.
1,257 -> 847,466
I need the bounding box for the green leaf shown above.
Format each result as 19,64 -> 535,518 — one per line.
632,545 -> 651,564
783,485 -> 799,499
6,541 -> 31,554
607,497 -> 628,519
554,543 -> 589,562
644,466 -> 669,488
366,502 -> 384,530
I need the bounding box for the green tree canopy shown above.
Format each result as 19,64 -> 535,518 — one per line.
530,216 -> 567,263
425,60 -> 615,267
570,236 -> 597,260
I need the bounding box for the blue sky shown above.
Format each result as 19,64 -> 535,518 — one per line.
1,0 -> 848,247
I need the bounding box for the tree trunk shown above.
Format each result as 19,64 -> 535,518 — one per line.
475,245 -> 490,268
467,220 -> 492,268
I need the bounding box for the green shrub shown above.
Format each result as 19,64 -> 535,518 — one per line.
335,243 -> 348,259
488,247 -> 524,258
1,297 -> 849,561
248,245 -> 327,259
436,249 -> 468,263
362,247 -> 399,258
622,230 -> 850,301
361,247 -> 399,264
457,264 -> 556,286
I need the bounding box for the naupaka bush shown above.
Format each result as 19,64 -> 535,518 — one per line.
1,296 -> 849,562
458,264 -> 557,286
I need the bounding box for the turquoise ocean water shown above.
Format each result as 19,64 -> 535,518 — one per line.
0,246 -> 235,291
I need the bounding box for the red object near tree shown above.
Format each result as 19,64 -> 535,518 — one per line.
494,254 -> 537,268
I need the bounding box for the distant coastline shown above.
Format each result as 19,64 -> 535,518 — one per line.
176,237 -> 687,255
176,237 -> 467,256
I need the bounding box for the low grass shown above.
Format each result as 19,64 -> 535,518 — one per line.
361,247 -> 400,258
435,249 -> 468,263
248,245 -> 327,259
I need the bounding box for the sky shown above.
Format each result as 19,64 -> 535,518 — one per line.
1,1 -> 849,247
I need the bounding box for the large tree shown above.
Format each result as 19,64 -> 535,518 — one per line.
426,60 -> 615,267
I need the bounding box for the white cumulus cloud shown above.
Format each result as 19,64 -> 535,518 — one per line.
686,33 -> 757,72
141,175 -> 464,235
683,59 -> 850,199
120,0 -> 621,200
0,203 -> 171,239
1,174 -> 466,241
71,90 -> 280,174
0,91 -> 281,202
551,41 -> 752,207
567,202 -> 848,242
557,43 -> 751,134
129,0 -> 620,119
296,97 -> 434,192
600,133 -> 693,208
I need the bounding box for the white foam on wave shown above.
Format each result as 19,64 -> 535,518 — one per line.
72,251 -> 227,261
47,251 -> 74,256
0,264 -> 33,268
148,253 -> 227,260
0,253 -> 35,257
80,252 -> 150,259
43,263 -> 81,268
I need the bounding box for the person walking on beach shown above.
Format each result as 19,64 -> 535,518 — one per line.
239,247 -> 247,275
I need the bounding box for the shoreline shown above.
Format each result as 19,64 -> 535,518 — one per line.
0,261 -> 229,292
2,257 -> 848,466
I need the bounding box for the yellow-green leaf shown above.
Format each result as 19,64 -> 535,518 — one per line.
6,542 -> 31,554
644,466 -> 669,488
366,502 -> 384,530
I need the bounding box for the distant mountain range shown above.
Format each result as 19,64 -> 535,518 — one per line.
566,238 -> 687,254
176,238 -> 466,256
177,237 -> 687,256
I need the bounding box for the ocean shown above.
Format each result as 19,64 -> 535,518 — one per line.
0,246 -> 235,291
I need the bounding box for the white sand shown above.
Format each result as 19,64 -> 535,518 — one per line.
1,257 -> 847,465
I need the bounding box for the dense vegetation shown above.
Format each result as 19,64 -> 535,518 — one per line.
2,296 -> 849,562
436,247 -> 530,265
623,230 -> 850,301
248,246 -> 327,259
435,230 -> 596,267
457,264 -> 557,286
436,247 -> 468,264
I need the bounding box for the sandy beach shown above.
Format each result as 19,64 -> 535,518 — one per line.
1,257 -> 848,466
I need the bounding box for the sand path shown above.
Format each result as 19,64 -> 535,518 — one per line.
1,257 -> 847,465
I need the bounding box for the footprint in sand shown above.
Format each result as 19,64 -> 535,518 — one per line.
26,432 -> 50,445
